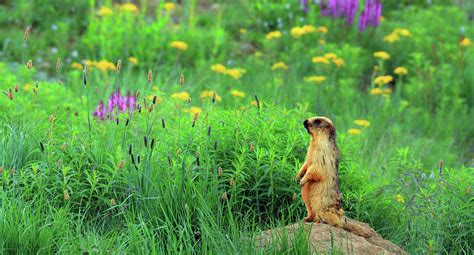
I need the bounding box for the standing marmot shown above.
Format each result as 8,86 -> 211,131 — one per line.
295,116 -> 372,237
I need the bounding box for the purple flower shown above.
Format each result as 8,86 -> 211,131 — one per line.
300,0 -> 309,13
125,91 -> 136,113
93,90 -> 137,121
358,0 -> 382,31
93,100 -> 107,120
320,0 -> 359,25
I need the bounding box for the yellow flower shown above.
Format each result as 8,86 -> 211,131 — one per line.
147,95 -> 162,104
97,60 -> 116,72
384,33 -> 400,43
239,28 -> 247,34
460,38 -> 471,47
370,88 -> 382,95
312,56 -> 329,64
323,53 -> 337,60
211,64 -> 226,73
164,2 -> 176,12
171,91 -> 190,101
317,26 -> 328,34
383,88 -> 393,95
71,62 -> 83,70
394,66 -> 408,75
302,25 -> 317,33
290,26 -> 305,38
304,76 -> 326,84
374,75 -> 393,86
84,60 -> 97,68
394,28 -> 412,37
225,68 -> 246,80
395,194 -> 405,203
120,3 -> 138,13
230,89 -> 245,98
250,100 -> 262,108
333,58 -> 345,67
318,39 -> 326,45
128,57 -> 138,65
271,62 -> 288,70
183,107 -> 202,117
98,6 -> 113,17
200,90 -> 222,102
348,128 -> 362,135
170,41 -> 188,51
23,83 -> 32,91
354,119 -> 370,128
265,31 -> 282,40
373,51 -> 390,60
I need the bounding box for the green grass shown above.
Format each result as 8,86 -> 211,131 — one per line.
0,1 -> 473,254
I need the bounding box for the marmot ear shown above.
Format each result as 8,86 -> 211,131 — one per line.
303,119 -> 309,128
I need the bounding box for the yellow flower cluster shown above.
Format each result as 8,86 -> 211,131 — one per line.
98,6 -> 113,17
304,76 -> 326,84
239,28 -> 248,34
183,107 -> 202,117
354,119 -> 370,128
395,194 -> 405,203
394,66 -> 408,75
370,87 -> 392,95
170,41 -> 188,51
171,91 -> 190,101
128,57 -> 138,65
318,26 -> 328,34
265,31 -> 282,40
290,25 -> 316,38
312,53 -> 344,67
164,2 -> 176,12
373,51 -> 390,60
85,60 -> 116,72
200,90 -> 222,102
230,89 -> 245,98
120,3 -> 138,13
210,64 -> 246,79
374,75 -> 393,86
271,61 -> 288,70
384,28 -> 411,43
460,38 -> 471,47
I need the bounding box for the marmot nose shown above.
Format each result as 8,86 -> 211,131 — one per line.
303,119 -> 309,128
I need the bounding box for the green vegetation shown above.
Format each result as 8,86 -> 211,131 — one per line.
0,1 -> 473,254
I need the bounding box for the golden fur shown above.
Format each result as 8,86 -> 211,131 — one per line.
295,116 -> 372,237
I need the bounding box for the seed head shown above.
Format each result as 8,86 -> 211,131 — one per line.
14,84 -> 19,93
148,104 -> 154,113
27,60 -> 33,69
128,144 -> 133,155
150,139 -> 155,150
207,126 -> 212,136
161,118 -> 166,129
220,192 -> 228,202
82,68 -> 87,86
118,160 -> 125,169
179,74 -> 184,86
147,69 -> 152,84
24,26 -> 31,42
135,90 -> 140,98
144,136 -> 148,147
8,89 -> 13,100
110,199 -> 116,206
217,167 -> 223,176
63,190 -> 70,201
439,160 -> 443,175
49,114 -> 54,124
125,118 -> 130,126
0,166 -> 4,175
116,59 -> 122,73
152,95 -> 157,104
212,91 -> 217,103
177,148 -> 182,155
56,58 -> 61,72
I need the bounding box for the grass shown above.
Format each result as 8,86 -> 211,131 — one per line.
1,1 -> 473,254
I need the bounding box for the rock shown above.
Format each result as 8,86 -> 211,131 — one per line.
255,219 -> 406,255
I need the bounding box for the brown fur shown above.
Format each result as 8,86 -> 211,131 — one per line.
295,116 -> 372,238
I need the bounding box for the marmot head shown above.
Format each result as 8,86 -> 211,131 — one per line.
303,116 -> 336,139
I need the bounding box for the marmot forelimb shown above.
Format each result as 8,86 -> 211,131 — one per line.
294,116 -> 372,238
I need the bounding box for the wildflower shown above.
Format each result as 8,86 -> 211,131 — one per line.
71,62 -> 83,70
383,88 -> 392,95
120,3 -> 138,13
323,53 -> 338,60
98,6 -> 113,16
320,0 -> 358,25
230,89 -> 245,98
171,91 -> 190,101
302,25 -> 317,33
211,64 -> 226,73
354,119 -> 370,128
374,75 -> 393,86
304,76 -> 326,84
183,107 -> 202,117
164,2 -> 176,12
395,194 -> 405,203
348,128 -> 362,135
27,60 -> 33,69
383,33 -> 400,43
84,60 -> 97,67
265,30 -> 282,40
394,28 -> 412,37
170,41 -> 188,51
200,90 -> 222,102
239,28 -> 247,34
370,88 -> 382,95
317,26 -> 328,34
358,0 -> 382,31
312,56 -> 329,64
290,26 -> 305,38
333,58 -> 345,67
394,67 -> 408,75
373,51 -> 390,60
225,68 -> 246,79
319,39 -> 326,45
63,190 -> 70,201
96,60 -> 115,72
271,62 -> 288,70
128,57 -> 138,65
460,38 -> 471,47
23,83 -> 32,91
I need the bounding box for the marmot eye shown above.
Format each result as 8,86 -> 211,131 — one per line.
313,119 -> 321,126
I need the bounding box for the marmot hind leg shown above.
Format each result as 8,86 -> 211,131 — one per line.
317,208 -> 344,227
301,183 -> 315,222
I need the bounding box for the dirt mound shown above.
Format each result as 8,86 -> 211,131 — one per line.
255,219 -> 406,254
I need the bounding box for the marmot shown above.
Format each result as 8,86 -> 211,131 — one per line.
295,116 -> 372,238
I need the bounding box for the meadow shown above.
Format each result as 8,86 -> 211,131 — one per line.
0,0 -> 473,254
